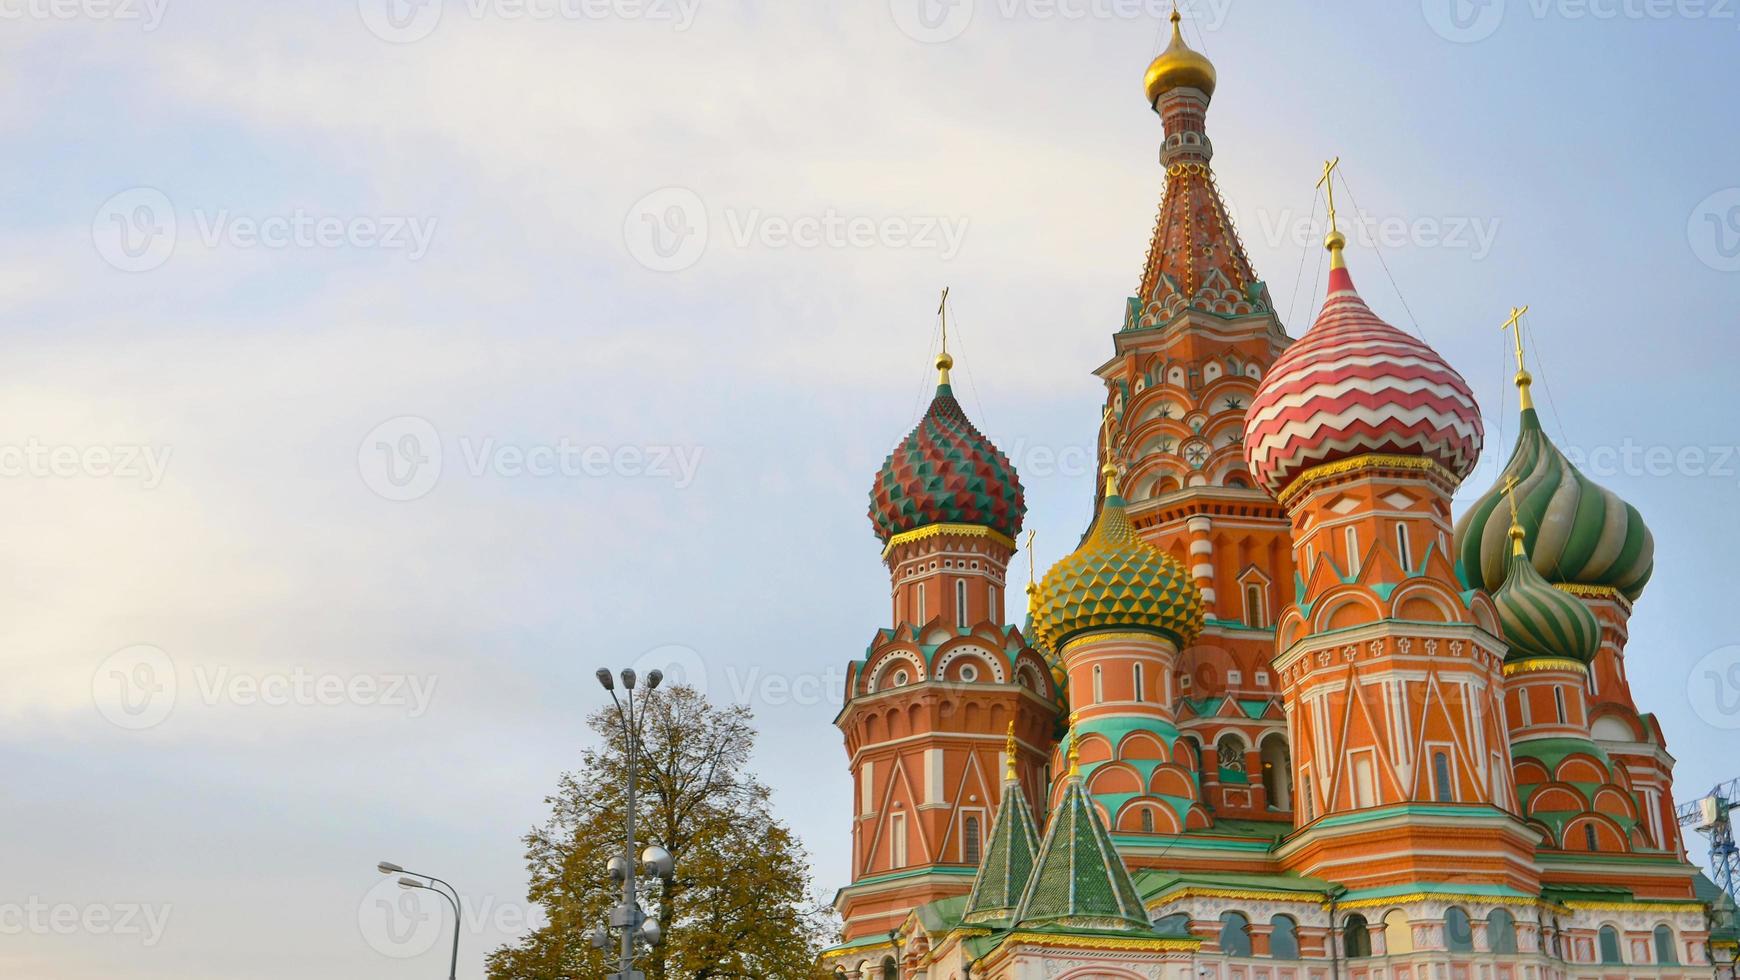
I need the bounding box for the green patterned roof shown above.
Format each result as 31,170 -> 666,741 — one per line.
869,382 -> 1025,544
1453,407 -> 1653,600
1013,771 -> 1152,933
962,777 -> 1041,925
1031,485 -> 1204,652
1494,545 -> 1601,664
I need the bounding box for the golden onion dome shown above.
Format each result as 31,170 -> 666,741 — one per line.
1144,10 -> 1217,105
1031,467 -> 1204,653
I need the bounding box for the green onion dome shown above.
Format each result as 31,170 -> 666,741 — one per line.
868,366 -> 1025,545
1030,468 -> 1204,653
1493,521 -> 1602,665
1453,407 -> 1653,601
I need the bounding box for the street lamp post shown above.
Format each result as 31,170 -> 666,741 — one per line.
590,667 -> 675,980
376,861 -> 460,980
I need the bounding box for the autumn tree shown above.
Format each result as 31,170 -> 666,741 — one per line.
488,685 -> 833,980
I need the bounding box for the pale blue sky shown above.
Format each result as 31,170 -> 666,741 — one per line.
3,1 -> 1738,976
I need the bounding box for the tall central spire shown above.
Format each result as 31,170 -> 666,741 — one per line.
1131,14 -> 1265,330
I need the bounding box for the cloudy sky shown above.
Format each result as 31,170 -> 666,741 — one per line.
4,0 -> 1738,976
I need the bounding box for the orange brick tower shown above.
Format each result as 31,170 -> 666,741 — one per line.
1241,222 -> 1537,891
835,338 -> 1061,951
1102,9 -> 1297,827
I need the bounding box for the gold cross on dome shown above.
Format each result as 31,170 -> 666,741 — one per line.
1500,305 -> 1535,409
1316,156 -> 1342,239
937,286 -> 950,355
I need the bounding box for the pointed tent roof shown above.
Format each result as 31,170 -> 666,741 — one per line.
962,740 -> 1042,925
1012,743 -> 1152,934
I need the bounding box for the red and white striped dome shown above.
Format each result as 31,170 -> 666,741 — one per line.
1242,262 -> 1483,498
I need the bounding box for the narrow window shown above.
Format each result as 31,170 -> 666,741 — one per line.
1354,756 -> 1376,808
1554,686 -> 1567,724
1585,823 -> 1600,852
1305,542 -> 1315,572
1219,912 -> 1252,957
955,579 -> 968,627
1488,909 -> 1518,954
1445,907 -> 1473,953
1598,925 -> 1622,964
1092,665 -> 1104,704
916,584 -> 925,623
1654,925 -> 1677,965
1141,808 -> 1155,832
890,812 -> 907,867
1432,751 -> 1453,802
1395,523 -> 1412,570
1302,775 -> 1314,820
963,815 -> 980,865
987,584 -> 997,620
1518,691 -> 1532,726
1244,584 -> 1264,627
1133,663 -> 1145,702
1345,526 -> 1361,575
1270,915 -> 1300,959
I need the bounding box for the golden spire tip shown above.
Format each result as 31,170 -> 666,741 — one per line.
935,286 -> 953,385
1501,305 -> 1534,411
1005,721 -> 1018,782
1316,156 -> 1345,269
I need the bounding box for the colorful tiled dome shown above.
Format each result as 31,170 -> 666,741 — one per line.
1242,259 -> 1484,499
1030,469 -> 1203,652
1453,406 -> 1653,601
869,370 -> 1025,545
1493,514 -> 1603,664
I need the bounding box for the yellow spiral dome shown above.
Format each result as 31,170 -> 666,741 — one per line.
1031,468 -> 1205,653
1144,10 -> 1217,105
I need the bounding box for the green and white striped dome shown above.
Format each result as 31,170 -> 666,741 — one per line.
1493,530 -> 1602,664
1454,407 -> 1653,601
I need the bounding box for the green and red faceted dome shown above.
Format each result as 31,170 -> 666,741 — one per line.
869,365 -> 1025,545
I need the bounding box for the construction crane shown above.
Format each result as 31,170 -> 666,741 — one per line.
1679,778 -> 1740,904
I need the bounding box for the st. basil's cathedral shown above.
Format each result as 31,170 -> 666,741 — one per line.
819,13 -> 1739,980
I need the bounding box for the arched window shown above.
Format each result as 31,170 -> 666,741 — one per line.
1343,914 -> 1372,958
916,584 -> 926,622
1216,735 -> 1246,778
1487,909 -> 1517,954
1654,924 -> 1677,964
1395,523 -> 1413,569
1260,735 -> 1292,810
1444,907 -> 1474,953
963,815 -> 981,865
1156,912 -> 1191,936
1345,526 -> 1361,574
1219,911 -> 1252,957
1584,822 -> 1600,852
1270,915 -> 1299,959
1383,910 -> 1412,954
1243,583 -> 1265,627
955,579 -> 968,627
1141,808 -> 1155,833
1598,925 -> 1623,964
1432,751 -> 1454,802
1134,663 -> 1145,703
881,954 -> 897,979
1092,665 -> 1104,704
987,583 -> 997,620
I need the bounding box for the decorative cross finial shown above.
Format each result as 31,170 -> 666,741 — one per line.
935,287 -> 954,385
1005,721 -> 1018,783
1067,725 -> 1081,778
1099,402 -> 1123,496
1500,305 -> 1535,410
1317,156 -> 1346,269
1503,475 -> 1527,557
